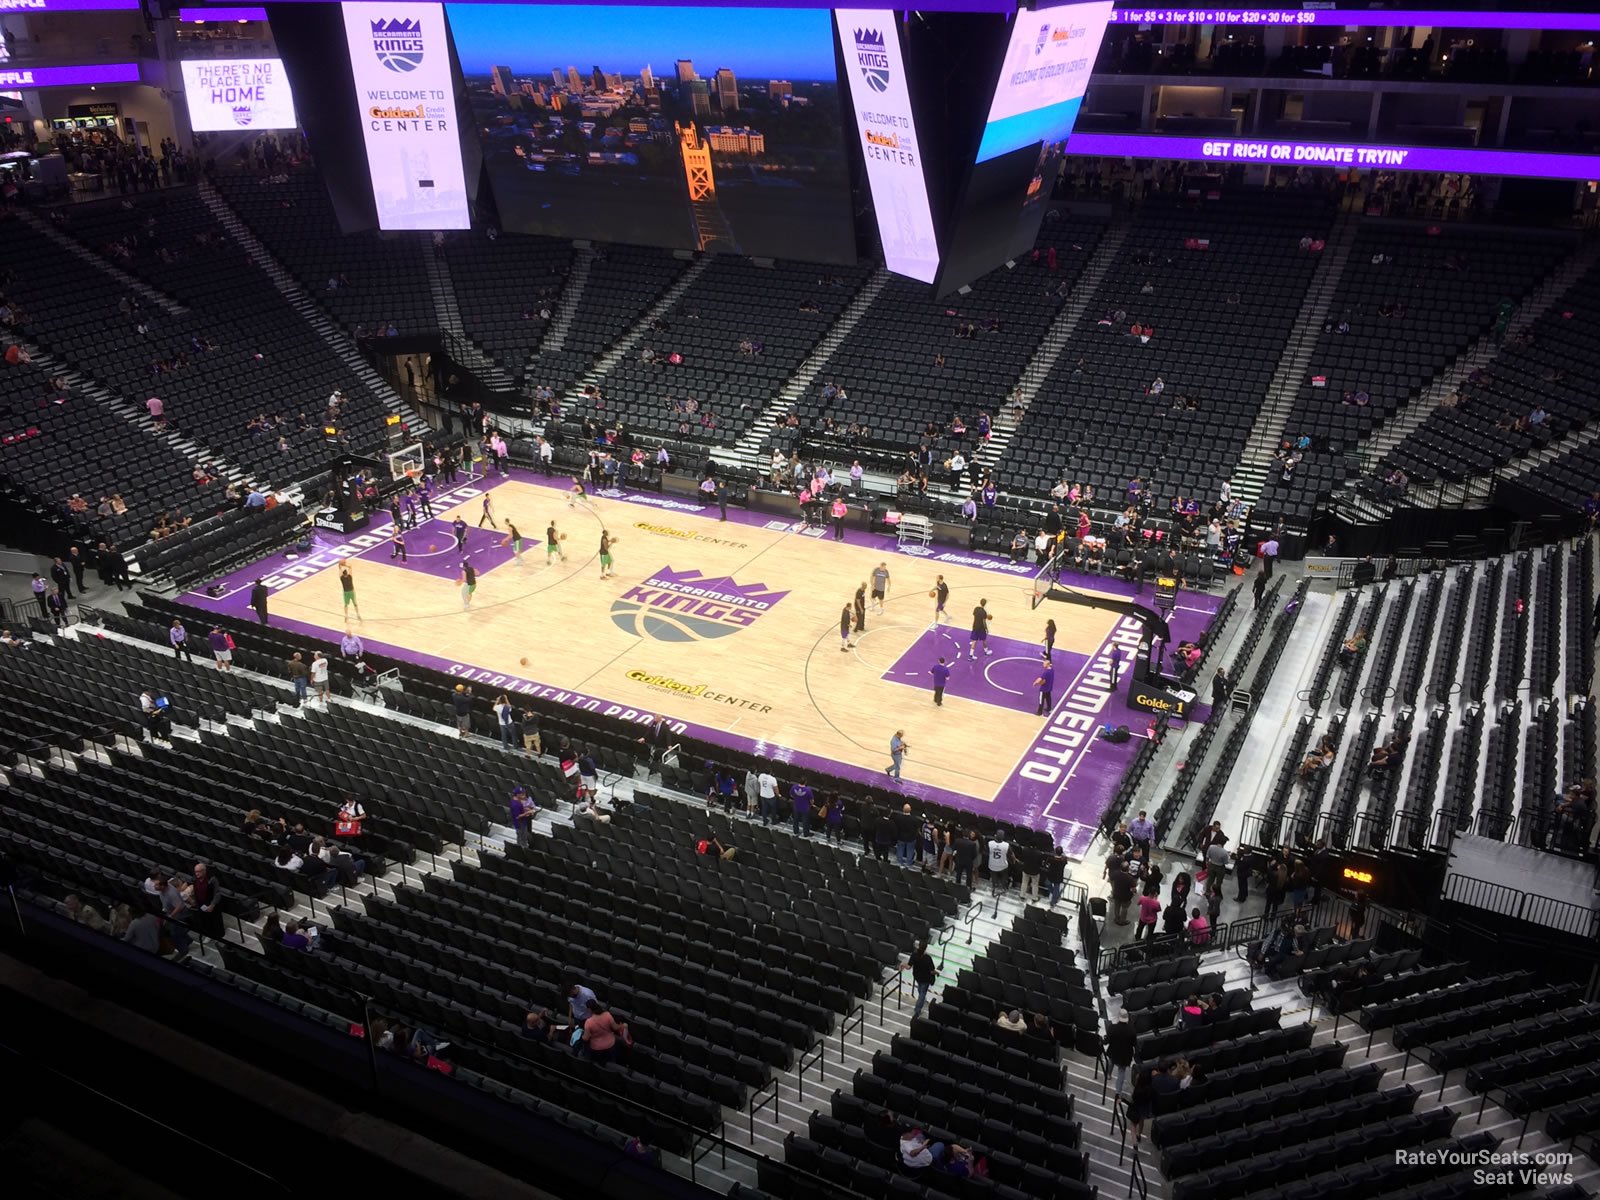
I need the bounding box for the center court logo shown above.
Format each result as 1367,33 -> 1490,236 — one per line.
371,17 -> 424,72
853,27 -> 890,93
612,567 -> 789,643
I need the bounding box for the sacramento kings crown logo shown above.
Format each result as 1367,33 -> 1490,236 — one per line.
1035,23 -> 1051,55
612,567 -> 789,643
371,17 -> 425,73
231,103 -> 255,127
853,27 -> 890,94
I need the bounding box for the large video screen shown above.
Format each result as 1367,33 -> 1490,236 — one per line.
446,3 -> 856,262
341,1 -> 473,230
180,58 -> 298,131
834,10 -> 938,283
933,0 -> 1111,295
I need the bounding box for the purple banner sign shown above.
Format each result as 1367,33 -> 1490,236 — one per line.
0,0 -> 139,10
179,6 -> 269,18
1065,132 -> 1600,181
272,0 -> 1021,9
1107,8 -> 1599,29
0,62 -> 142,88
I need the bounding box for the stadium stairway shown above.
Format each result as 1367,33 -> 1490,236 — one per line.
423,236 -> 517,391
565,256 -> 712,405
726,267 -> 892,472
1331,236 -> 1600,523
963,218 -> 1132,489
0,331 -> 255,544
539,245 -> 594,356
16,209 -> 187,319
197,180 -> 429,442
1232,210 -> 1361,508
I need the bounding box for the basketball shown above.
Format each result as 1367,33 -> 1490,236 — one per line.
519,657 -> 529,667
429,543 -> 437,551
928,589 -> 937,598
560,533 -> 568,541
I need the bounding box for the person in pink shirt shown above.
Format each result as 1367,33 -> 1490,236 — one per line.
581,1001 -> 627,1064
1134,884 -> 1161,942
1187,907 -> 1211,945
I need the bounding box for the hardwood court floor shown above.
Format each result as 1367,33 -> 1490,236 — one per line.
263,480 -> 1129,803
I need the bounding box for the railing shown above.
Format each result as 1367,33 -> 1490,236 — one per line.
1127,1142 -> 1150,1200
1442,872 -> 1600,940
838,997 -> 865,1062
878,966 -> 903,1022
795,1038 -> 827,1102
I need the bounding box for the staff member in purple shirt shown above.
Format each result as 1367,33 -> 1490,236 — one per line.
1128,811 -> 1157,854
1034,655 -> 1055,716
789,780 -> 813,838
930,656 -> 951,706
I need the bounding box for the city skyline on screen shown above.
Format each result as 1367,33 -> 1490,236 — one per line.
445,3 -> 837,81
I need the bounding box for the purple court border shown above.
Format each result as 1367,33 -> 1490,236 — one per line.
174,468 -> 1223,857
1064,133 -> 1600,181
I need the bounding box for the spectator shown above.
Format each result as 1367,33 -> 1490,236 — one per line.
508,786 -> 537,847
189,862 -> 224,941
1016,842 -> 1043,901
1108,859 -> 1137,925
567,982 -> 598,1024
696,833 -> 735,860
1134,883 -> 1162,941
1187,907 -> 1211,945
1128,810 -> 1156,853
952,830 -> 978,888
900,938 -> 937,1018
207,626 -> 234,671
64,894 -> 109,932
986,833 -> 1012,896
124,909 -> 164,954
1106,1010 -> 1136,1095
452,684 -> 473,738
287,652 -> 309,705
1043,844 -> 1068,906
894,803 -> 920,866
580,1001 -> 627,1063
310,651 -> 330,704
899,1129 -> 946,1171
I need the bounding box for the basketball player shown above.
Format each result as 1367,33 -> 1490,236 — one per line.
932,575 -> 950,626
546,520 -> 566,565
390,527 -> 407,562
416,477 -> 434,519
452,516 -> 468,553
599,530 -> 618,579
501,521 -> 524,564
871,562 -> 890,613
1044,618 -> 1057,661
969,598 -> 992,659
839,604 -> 853,652
568,476 -> 588,508
853,582 -> 867,633
339,562 -> 361,620
478,492 -> 498,529
458,560 -> 477,610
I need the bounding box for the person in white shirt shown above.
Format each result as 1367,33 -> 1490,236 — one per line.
494,695 -> 516,750
310,652 -> 330,703
757,771 -> 779,825
1218,480 -> 1232,504
987,838 -> 1012,896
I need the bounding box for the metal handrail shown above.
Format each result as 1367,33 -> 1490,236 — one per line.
795,1038 -> 827,1103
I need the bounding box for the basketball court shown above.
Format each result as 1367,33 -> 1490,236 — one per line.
180,468 -> 1223,856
